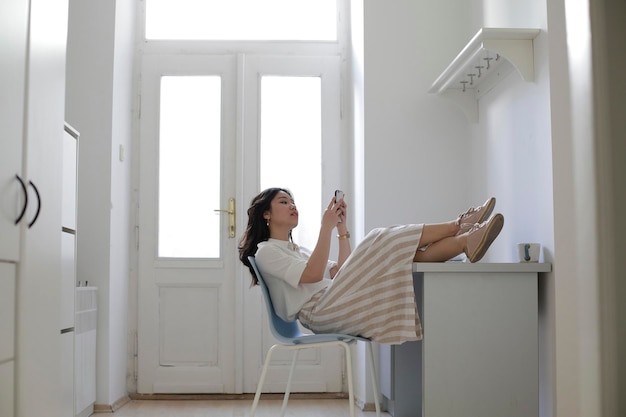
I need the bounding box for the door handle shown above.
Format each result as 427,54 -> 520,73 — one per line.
15,174 -> 28,225
214,198 -> 236,238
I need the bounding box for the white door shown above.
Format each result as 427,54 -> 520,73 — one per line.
137,54 -> 238,393
137,53 -> 345,394
240,55 -> 345,393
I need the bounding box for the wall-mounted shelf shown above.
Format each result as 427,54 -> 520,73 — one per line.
429,27 -> 541,122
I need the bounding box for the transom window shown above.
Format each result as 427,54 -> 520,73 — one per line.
145,0 -> 338,41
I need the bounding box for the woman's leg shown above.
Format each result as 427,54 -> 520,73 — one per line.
413,235 -> 465,262
413,197 -> 498,262
416,221 -> 460,248
416,197 -> 496,249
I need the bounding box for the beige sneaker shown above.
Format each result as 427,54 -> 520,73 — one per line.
456,197 -> 496,235
464,213 -> 504,262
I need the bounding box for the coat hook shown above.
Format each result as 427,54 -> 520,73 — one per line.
475,65 -> 484,77
467,73 -> 476,85
484,57 -> 493,70
460,80 -> 468,92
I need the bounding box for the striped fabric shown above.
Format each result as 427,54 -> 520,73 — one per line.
298,224 -> 423,344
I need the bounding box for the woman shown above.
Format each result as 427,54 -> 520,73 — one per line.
238,187 -> 503,344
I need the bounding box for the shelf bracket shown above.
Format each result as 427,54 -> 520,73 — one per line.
482,38 -> 535,82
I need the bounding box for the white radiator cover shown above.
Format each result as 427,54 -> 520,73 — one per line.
75,287 -> 97,417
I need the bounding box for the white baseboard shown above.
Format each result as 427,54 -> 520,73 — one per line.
93,395 -> 130,413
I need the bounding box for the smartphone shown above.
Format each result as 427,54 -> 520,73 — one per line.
334,190 -> 344,222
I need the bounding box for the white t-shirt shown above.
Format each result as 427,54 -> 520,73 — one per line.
255,239 -> 335,321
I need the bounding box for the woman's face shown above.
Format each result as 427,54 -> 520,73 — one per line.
265,191 -> 298,229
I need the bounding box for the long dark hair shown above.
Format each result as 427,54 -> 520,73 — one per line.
238,187 -> 293,285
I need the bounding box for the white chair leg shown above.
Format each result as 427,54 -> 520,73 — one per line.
280,349 -> 301,417
249,345 -> 278,417
343,342 -> 356,417
366,342 -> 382,417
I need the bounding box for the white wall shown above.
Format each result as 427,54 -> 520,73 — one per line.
109,0 -> 135,406
476,0 -> 553,263
348,1 -> 368,406
65,0 -> 135,408
362,0 -> 475,233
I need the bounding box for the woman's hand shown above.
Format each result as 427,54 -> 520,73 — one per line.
334,193 -> 351,270
336,195 -> 348,232
300,194 -> 350,284
300,195 -> 342,284
321,195 -> 343,230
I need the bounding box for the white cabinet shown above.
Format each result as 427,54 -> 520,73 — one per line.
0,265 -> 14,415
62,232 -> 78,328
0,263 -> 16,362
63,125 -> 79,232
0,0 -> 71,415
0,262 -> 16,417
62,123 -> 79,417
0,0 -> 28,263
0,0 -> 29,415
61,332 -> 76,417
75,287 -> 97,417
62,124 -> 79,329
0,361 -> 15,417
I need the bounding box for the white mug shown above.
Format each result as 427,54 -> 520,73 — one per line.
517,243 -> 540,263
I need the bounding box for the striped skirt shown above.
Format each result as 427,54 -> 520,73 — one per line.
298,224 -> 423,344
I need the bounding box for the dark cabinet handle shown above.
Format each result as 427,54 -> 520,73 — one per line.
15,174 -> 28,225
28,180 -> 41,228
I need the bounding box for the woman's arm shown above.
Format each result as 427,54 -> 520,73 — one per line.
299,196 -> 343,283
329,233 -> 350,279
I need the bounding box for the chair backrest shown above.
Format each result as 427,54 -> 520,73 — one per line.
248,256 -> 306,343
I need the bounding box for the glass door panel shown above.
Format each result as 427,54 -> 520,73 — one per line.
260,76 -> 321,249
158,76 -> 222,259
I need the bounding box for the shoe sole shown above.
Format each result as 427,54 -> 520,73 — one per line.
468,213 -> 504,263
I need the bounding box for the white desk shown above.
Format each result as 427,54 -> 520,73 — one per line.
380,262 -> 551,417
